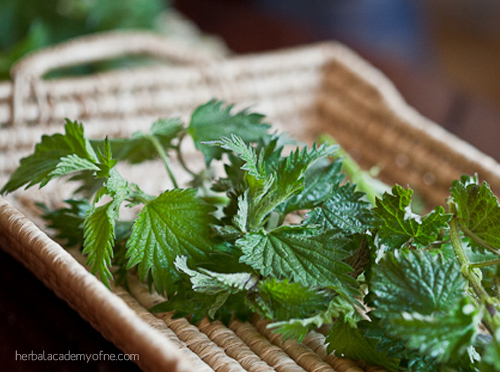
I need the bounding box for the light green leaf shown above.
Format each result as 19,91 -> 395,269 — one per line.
174,255 -> 257,295
125,189 -> 216,294
373,185 -> 451,250
237,226 -> 358,297
82,201 -> 117,287
1,120 -> 98,193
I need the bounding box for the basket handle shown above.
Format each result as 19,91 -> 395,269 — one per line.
10,30 -> 221,125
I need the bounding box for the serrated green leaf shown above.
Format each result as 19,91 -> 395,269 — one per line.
249,277 -> 332,322
237,226 -> 358,297
481,329 -> 500,371
451,174 -> 500,251
373,185 -> 451,250
306,182 -> 372,235
95,137 -> 118,178
1,120 -> 98,194
188,100 -> 271,164
267,294 -> 358,342
391,297 -> 480,363
370,250 -> 478,364
82,201 -> 117,287
207,135 -> 264,179
39,198 -> 92,247
125,189 -> 217,294
370,249 -> 466,317
150,281 -> 251,324
98,118 -> 182,164
248,143 -> 337,230
326,318 -> 400,371
174,255 -> 257,295
49,154 -> 100,178
280,157 -> 344,214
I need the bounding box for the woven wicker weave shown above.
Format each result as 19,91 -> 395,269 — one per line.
1,30 -> 500,372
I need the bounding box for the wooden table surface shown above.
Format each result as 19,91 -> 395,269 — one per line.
3,1 -> 500,370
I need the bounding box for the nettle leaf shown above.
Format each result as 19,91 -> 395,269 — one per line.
99,118 -> 183,164
373,185 -> 450,250
268,295 -> 358,342
481,329 -> 500,371
188,100 -> 271,164
306,182 -> 372,235
391,297 -> 481,363
174,256 -> 257,295
126,189 -> 217,295
249,143 -> 337,229
82,201 -> 118,287
237,226 -> 358,298
370,250 -> 477,363
1,120 -> 98,193
451,174 -> 500,250
370,249 -> 466,317
39,198 -> 92,247
249,277 -> 332,322
209,135 -> 265,179
326,318 -> 400,371
150,281 -> 251,324
280,157 -> 344,214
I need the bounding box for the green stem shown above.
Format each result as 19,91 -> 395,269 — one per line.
147,135 -> 179,188
459,223 -> 500,256
448,200 -> 498,335
469,259 -> 500,269
175,136 -> 197,176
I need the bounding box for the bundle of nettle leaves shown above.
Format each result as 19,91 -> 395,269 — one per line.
3,101 -> 500,372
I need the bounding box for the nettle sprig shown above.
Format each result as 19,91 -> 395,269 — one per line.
3,100 -> 500,371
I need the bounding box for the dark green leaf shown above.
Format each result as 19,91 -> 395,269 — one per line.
249,278 -> 332,321
39,198 -> 91,247
237,226 -> 358,297
306,182 -> 372,235
370,249 -> 466,317
188,100 -> 271,164
373,185 -> 450,250
95,118 -> 183,164
451,174 -> 500,251
267,295 -> 358,342
326,318 -> 400,371
280,157 -> 344,214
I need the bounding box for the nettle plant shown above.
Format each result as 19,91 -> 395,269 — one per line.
3,101 -> 500,371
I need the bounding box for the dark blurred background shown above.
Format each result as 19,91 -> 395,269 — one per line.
173,0 -> 500,162
2,1 -> 500,371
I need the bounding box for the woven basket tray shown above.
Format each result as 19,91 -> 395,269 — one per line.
2,31 -> 500,372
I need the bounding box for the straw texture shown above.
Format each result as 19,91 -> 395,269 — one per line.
2,30 -> 500,371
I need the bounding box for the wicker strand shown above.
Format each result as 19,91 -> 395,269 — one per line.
0,197 -> 194,372
228,319 -> 307,372
197,318 -> 276,372
126,274 -> 247,372
302,331 -> 365,372
251,317 -> 339,372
